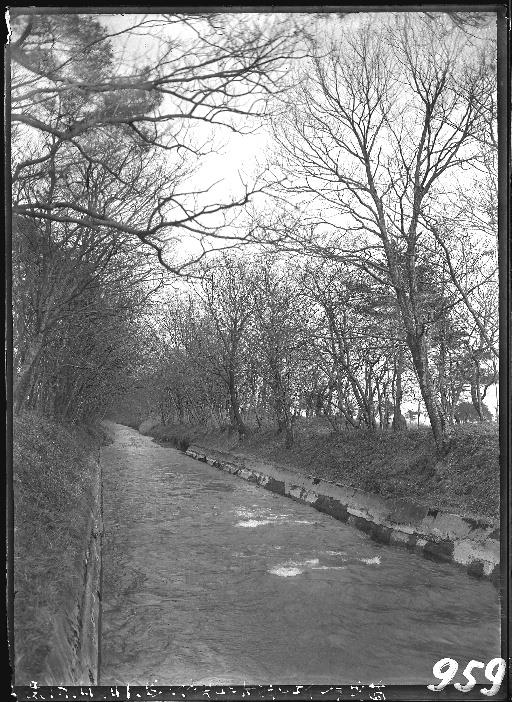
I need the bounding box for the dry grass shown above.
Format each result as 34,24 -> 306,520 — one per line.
13,412 -> 106,680
236,421 -> 500,521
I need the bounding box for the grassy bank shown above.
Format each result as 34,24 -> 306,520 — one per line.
13,411 -> 110,682
138,418 -> 499,522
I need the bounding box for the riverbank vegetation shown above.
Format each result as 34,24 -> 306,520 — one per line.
111,12 -> 497,458
121,244 -> 498,448
13,412 -> 110,681
11,11 -> 499,454
129,418 -> 498,521
10,8 -> 500,679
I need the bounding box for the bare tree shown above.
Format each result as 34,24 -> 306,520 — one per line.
302,262 -> 408,432
10,12 -> 301,273
252,260 -> 313,446
161,256 -> 258,436
12,212 -> 155,416
265,13 -> 495,452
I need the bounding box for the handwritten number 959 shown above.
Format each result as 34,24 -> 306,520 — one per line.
428,657 -> 506,696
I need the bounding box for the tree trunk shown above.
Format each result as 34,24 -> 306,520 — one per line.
228,369 -> 246,436
284,419 -> 294,449
392,349 -> 405,431
376,380 -> 384,429
13,334 -> 45,413
470,358 -> 484,421
438,334 -> 450,420
409,335 -> 451,453
392,273 -> 451,453
175,393 -> 184,424
279,401 -> 295,448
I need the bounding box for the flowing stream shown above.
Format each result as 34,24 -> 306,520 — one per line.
100,424 -> 500,686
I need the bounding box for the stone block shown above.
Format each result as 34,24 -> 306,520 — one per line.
388,498 -> 428,526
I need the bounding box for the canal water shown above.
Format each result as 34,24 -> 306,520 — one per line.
100,424 -> 501,686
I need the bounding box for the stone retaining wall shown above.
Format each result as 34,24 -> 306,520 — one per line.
40,457 -> 103,685
186,444 -> 500,586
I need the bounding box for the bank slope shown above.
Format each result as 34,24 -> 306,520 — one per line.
13,412 -> 105,685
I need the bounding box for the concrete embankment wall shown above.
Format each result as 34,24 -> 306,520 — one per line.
186,444 -> 500,585
38,458 -> 103,685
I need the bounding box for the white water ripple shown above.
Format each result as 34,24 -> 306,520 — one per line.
268,558 -> 320,577
235,517 -> 315,528
268,566 -> 304,577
